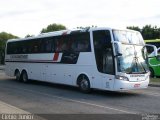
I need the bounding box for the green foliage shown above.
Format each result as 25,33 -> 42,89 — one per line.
127,25 -> 160,40
41,23 -> 67,33
127,26 -> 141,32
0,32 -> 18,50
142,25 -> 160,40
150,78 -> 160,83
0,32 -> 18,64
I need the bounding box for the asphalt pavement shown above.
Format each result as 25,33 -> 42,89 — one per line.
0,65 -> 4,70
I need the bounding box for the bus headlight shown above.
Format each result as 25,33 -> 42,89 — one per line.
115,75 -> 129,81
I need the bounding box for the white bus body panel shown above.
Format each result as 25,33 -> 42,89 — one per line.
114,73 -> 150,90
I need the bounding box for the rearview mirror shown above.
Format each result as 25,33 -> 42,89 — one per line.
113,41 -> 122,56
142,44 -> 157,59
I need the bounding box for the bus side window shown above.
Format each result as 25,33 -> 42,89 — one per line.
55,36 -> 65,52
40,37 -> 54,53
55,37 -> 63,52
70,38 -> 77,51
61,38 -> 69,51
21,41 -> 27,53
32,40 -> 40,53
45,39 -> 52,52
73,32 -> 91,52
69,34 -> 78,52
13,42 -> 18,54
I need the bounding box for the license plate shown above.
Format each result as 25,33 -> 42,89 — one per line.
134,84 -> 140,88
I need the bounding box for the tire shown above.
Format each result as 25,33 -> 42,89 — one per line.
15,70 -> 21,81
78,75 -> 91,93
21,71 -> 28,83
149,68 -> 154,78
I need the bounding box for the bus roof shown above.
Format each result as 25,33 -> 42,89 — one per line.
7,27 -> 138,43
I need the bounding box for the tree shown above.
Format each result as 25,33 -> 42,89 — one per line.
127,25 -> 160,40
141,25 -> 153,40
41,23 -> 67,33
0,32 -> 18,64
127,26 -> 141,32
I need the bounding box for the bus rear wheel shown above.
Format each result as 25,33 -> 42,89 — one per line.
78,75 -> 91,93
21,71 -> 28,83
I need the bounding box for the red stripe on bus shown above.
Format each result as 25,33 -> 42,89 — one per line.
53,53 -> 59,61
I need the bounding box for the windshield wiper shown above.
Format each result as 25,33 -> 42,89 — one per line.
140,62 -> 147,73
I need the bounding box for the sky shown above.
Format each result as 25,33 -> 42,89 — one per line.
0,0 -> 160,37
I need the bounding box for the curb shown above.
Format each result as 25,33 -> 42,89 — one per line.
149,83 -> 160,87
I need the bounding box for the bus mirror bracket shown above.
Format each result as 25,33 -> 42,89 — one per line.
113,41 -> 122,56
144,44 -> 158,58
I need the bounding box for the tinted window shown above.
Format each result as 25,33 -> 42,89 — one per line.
55,36 -> 69,52
70,32 -> 91,52
41,37 -> 54,53
7,32 -> 91,54
93,30 -> 114,74
55,32 -> 91,52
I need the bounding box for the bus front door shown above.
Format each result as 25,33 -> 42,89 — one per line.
101,50 -> 115,90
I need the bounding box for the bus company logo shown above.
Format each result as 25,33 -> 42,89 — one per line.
130,74 -> 145,77
10,55 -> 28,59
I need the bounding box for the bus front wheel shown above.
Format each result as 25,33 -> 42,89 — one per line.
78,75 -> 91,93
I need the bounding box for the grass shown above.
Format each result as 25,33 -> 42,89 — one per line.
144,39 -> 160,42
150,77 -> 160,83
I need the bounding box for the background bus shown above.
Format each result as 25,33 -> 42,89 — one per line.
145,39 -> 160,77
145,39 -> 160,48
5,28 -> 157,93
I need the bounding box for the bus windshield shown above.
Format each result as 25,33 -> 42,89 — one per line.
117,44 -> 149,73
113,29 -> 148,73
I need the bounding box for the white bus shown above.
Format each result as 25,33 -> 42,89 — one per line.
5,27 -> 157,93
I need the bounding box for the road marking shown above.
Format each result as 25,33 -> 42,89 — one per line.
2,84 -> 160,114
1,85 -> 135,114
20,89 -> 136,114
128,89 -> 160,97
0,100 -> 30,114
0,100 -> 46,120
143,92 -> 160,97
